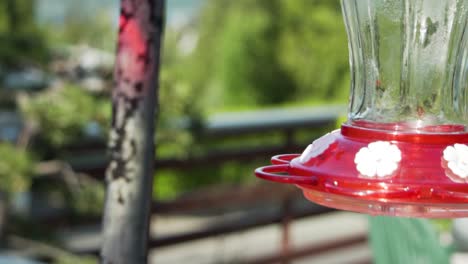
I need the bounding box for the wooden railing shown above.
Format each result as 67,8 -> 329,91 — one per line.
33,105 -> 371,263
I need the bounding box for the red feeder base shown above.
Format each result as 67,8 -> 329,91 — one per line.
255,123 -> 468,218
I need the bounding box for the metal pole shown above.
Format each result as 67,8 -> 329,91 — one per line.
100,0 -> 165,263
281,195 -> 293,264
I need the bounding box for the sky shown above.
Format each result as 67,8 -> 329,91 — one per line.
35,0 -> 204,27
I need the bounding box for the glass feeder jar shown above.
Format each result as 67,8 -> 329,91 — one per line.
256,0 -> 468,218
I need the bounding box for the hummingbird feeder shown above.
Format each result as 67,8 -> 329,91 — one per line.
255,0 -> 468,218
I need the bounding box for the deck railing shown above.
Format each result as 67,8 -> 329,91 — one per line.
33,105 -> 370,263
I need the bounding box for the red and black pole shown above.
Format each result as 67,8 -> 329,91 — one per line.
100,0 -> 165,263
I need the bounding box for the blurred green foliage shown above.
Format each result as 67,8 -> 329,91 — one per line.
155,159 -> 266,199
4,0 -> 351,200
189,0 -> 349,111
52,252 -> 99,264
154,0 -> 349,197
278,1 -> 349,101
214,0 -> 296,105
156,30 -> 201,158
0,143 -> 35,196
55,255 -> 97,264
0,0 -> 49,67
19,84 -> 111,148
68,177 -> 106,216
44,6 -> 117,52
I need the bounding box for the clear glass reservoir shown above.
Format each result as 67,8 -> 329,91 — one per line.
342,0 -> 468,132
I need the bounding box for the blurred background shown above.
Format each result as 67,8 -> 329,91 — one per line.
0,0 -> 458,263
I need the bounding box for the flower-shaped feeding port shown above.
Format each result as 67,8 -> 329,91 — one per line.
443,144 -> 468,182
299,131 -> 338,164
354,141 -> 401,178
